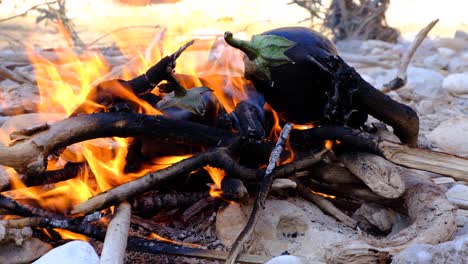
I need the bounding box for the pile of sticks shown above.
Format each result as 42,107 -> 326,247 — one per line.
0,20 -> 464,264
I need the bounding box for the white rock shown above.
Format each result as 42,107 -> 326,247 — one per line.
416,100 -> 435,115
33,241 -> 99,264
448,57 -> 468,73
423,54 -> 449,70
272,178 -> 297,191
437,47 -> 456,57
265,255 -> 304,264
428,117 -> 468,157
391,235 -> 468,264
215,203 -> 248,247
454,30 -> 468,41
216,199 -> 357,262
406,67 -> 446,99
442,73 -> 468,95
446,185 -> 468,209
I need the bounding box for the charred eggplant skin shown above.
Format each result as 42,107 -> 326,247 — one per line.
225,27 -> 419,145
247,27 -> 339,124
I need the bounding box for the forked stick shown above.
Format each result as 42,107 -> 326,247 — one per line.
382,19 -> 439,92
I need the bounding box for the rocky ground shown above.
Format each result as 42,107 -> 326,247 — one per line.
1,30 -> 468,263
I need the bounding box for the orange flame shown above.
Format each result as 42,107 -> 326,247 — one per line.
204,166 -> 225,198
148,232 -> 202,248
309,189 -> 336,199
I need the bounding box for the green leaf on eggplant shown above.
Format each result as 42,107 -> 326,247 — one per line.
156,87 -> 211,116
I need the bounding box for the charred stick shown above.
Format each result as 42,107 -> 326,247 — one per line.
23,162 -> 89,187
0,112 -> 235,174
72,40 -> 194,116
225,123 -> 293,264
295,181 -> 357,228
100,202 -> 131,264
73,145 -> 328,215
131,191 -> 208,214
382,19 -> 439,92
182,197 -> 217,222
72,149 -> 215,215
231,101 -> 266,141
131,215 -> 186,239
309,162 -> 361,185
126,236 -> 270,264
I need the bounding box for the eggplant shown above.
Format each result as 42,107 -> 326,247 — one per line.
224,27 -> 419,145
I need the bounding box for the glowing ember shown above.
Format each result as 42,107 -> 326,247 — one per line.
309,189 -> 336,199
147,232 -> 202,248
325,140 -> 334,150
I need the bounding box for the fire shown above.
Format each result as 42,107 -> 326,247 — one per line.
54,228 -> 89,241
147,232 -> 202,248
309,189 -> 336,199
204,166 -> 225,198
0,0 -> 305,221
325,140 -> 334,150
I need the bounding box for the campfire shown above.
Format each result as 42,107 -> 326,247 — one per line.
0,1 -> 468,264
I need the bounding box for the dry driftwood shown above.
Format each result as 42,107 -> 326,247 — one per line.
339,152 -> 405,199
309,162 -> 361,185
296,181 -> 357,228
382,19 -> 439,92
293,126 -> 468,181
100,202 -> 131,264
325,159 -> 457,263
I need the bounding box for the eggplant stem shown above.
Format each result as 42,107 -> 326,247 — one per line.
224,31 -> 258,60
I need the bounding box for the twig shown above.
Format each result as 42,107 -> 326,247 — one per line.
0,64 -> 32,84
295,181 -> 357,228
100,202 -> 131,264
382,19 -> 439,93
225,123 -> 293,264
0,1 -> 58,23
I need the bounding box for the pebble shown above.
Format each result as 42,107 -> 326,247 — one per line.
33,241 -> 99,264
446,185 -> 468,209
427,116 -> 468,157
442,73 -> 468,95
265,255 -> 304,264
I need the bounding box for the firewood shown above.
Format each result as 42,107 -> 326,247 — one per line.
100,202 -> 131,264
339,152 -> 405,199
131,191 -> 208,214
72,146 -> 328,215
0,64 -> 32,84
22,162 -> 89,188
292,126 -> 468,181
225,123 -> 293,264
182,197 -> 217,222
0,112 -> 235,175
309,162 -> 361,184
325,165 -> 457,262
295,181 -> 357,228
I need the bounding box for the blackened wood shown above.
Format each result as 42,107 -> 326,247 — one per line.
24,162 -> 89,187
131,191 -> 208,214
